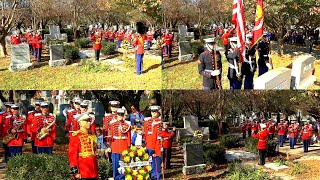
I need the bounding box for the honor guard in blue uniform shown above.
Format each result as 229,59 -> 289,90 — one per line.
227,37 -> 242,90
257,35 -> 272,76
198,38 -> 222,90
242,35 -> 257,89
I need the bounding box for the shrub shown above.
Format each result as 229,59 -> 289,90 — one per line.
98,159 -> 113,180
6,154 -> 112,180
203,144 -> 226,165
75,38 -> 91,48
220,135 -> 243,148
122,56 -> 135,68
80,59 -> 112,73
245,138 -> 278,157
245,137 -> 259,154
6,154 -> 71,180
64,45 -> 79,60
190,40 -> 205,57
61,29 -> 74,36
226,162 -> 271,180
101,42 -> 117,55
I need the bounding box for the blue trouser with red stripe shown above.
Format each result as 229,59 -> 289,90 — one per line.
151,156 -> 162,180
117,40 -> 122,48
112,153 -> 125,180
136,54 -> 144,75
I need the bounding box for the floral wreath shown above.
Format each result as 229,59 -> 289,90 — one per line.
193,130 -> 203,138
121,39 -> 130,50
118,146 -> 152,180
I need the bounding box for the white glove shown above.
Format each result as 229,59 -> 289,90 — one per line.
211,70 -> 221,76
266,63 -> 272,70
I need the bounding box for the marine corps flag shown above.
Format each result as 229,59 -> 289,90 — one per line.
251,0 -> 264,48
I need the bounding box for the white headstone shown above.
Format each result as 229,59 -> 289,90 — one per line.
254,67 -> 292,90
49,44 -> 66,67
178,25 -> 188,37
291,55 -> 316,89
9,43 -> 32,72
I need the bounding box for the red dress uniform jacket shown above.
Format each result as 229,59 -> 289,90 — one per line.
132,35 -> 145,54
91,34 -> 102,50
294,124 -> 299,135
109,119 -> 131,154
124,33 -> 132,41
277,124 -> 285,135
247,122 -> 252,129
32,113 -> 56,147
151,120 -> 162,156
221,32 -> 230,45
0,112 -> 9,137
1,113 -> 12,139
10,35 -> 21,45
30,35 -> 36,48
288,125 -> 295,138
308,124 -> 313,137
163,33 -> 173,46
103,113 -> 117,138
8,115 -> 27,147
301,128 -> 310,140
251,123 -> 257,132
64,109 -> 77,132
116,31 -> 124,40
110,32 -> 116,39
252,129 -> 268,150
68,130 -> 98,179
25,32 -> 31,43
34,35 -> 42,49
144,117 -> 161,150
146,32 -> 153,41
241,123 -> 247,131
27,110 -> 39,140
160,129 -> 175,148
267,123 -> 275,135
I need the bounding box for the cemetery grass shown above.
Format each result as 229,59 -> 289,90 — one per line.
0,56 -> 162,90
163,49 -> 320,90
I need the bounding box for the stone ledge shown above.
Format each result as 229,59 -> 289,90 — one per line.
49,59 -> 67,67
9,63 -> 33,72
182,164 -> 206,175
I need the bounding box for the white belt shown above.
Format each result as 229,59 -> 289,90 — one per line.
147,132 -> 153,135
157,137 -> 162,140
263,55 -> 268,57
163,137 -> 170,140
113,136 -> 127,140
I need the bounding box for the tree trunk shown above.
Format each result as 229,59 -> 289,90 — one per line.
169,106 -> 173,126
277,27 -> 284,56
0,36 -> 8,57
9,90 -> 14,103
218,112 -> 223,135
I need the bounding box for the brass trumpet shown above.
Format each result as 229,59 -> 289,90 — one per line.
37,120 -> 56,140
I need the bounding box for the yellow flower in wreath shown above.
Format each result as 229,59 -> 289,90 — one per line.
137,149 -> 143,156
145,174 -> 150,180
143,154 -> 149,161
125,167 -> 131,172
125,175 -> 133,180
139,169 -> 145,174
130,145 -> 137,151
137,174 -> 144,180
132,170 -> 138,176
123,156 -> 131,163
129,151 -> 135,158
146,165 -> 152,172
122,150 -> 129,156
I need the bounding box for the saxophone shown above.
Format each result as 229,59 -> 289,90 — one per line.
36,120 -> 56,140
2,122 -> 24,144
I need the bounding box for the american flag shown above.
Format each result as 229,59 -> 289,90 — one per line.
232,0 -> 246,63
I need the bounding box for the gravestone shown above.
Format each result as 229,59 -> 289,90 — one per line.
182,143 -> 206,175
178,41 -> 193,61
178,25 -> 188,37
291,55 -> 316,89
176,115 -> 210,142
254,67 -> 292,90
9,43 -> 32,72
49,44 -> 66,66
44,25 -> 67,43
